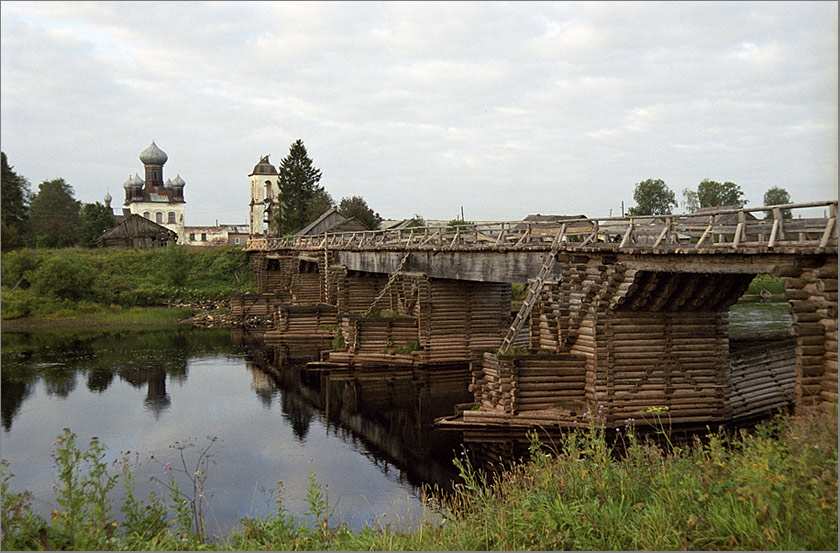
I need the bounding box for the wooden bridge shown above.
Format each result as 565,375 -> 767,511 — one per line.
242,201 -> 838,430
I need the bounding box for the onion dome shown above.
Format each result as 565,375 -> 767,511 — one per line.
123,175 -> 133,189
165,178 -> 174,189
139,141 -> 168,165
251,155 -> 277,176
173,174 -> 185,187
133,173 -> 145,186
104,191 -> 112,204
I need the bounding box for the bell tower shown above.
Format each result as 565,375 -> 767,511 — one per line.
249,155 -> 279,236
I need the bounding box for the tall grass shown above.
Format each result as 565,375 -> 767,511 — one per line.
2,409 -> 836,550
1,246 -> 255,320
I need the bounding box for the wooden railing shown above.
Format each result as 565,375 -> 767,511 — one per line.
246,200 -> 838,254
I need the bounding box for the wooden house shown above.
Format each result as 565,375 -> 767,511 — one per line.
97,214 -> 177,248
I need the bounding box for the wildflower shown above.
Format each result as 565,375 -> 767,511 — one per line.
163,462 -> 172,475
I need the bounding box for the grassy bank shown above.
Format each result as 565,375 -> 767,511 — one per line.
0,306 -> 198,333
1,246 -> 255,322
2,409 -> 836,551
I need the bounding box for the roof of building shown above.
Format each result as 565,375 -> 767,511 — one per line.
250,155 -> 278,176
139,141 -> 168,165
295,206 -> 369,237
97,214 -> 177,246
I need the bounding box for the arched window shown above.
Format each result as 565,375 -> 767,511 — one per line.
168,211 -> 176,224
265,180 -> 273,199
143,212 -> 150,219
156,212 -> 163,223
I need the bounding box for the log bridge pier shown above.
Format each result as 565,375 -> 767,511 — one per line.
239,201 -> 838,430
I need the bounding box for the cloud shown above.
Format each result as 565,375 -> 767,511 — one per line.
1,1 -> 836,224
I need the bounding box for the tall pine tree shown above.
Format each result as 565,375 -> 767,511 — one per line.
274,139 -> 325,236
1,152 -> 31,249
29,178 -> 81,248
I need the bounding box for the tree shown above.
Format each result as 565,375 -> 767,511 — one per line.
697,179 -> 747,209
339,196 -> 382,230
305,187 -> 334,224
1,152 -> 31,250
763,186 -> 792,219
627,178 -> 677,216
78,202 -> 117,247
682,188 -> 699,214
29,178 -> 81,248
273,139 -> 324,236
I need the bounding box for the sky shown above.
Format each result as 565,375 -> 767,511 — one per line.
1,1 -> 837,226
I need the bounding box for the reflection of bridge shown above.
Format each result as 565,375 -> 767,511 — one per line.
243,201 -> 838,427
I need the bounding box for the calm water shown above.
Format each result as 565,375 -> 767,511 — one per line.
0,327 -> 466,536
0,301 -> 791,536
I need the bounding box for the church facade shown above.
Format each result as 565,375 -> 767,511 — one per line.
118,141 -> 187,242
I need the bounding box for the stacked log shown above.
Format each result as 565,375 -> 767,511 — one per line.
230,292 -> 290,318
727,338 -> 796,420
469,351 -> 586,415
325,315 -> 419,366
291,269 -> 323,304
783,259 -> 838,412
599,311 -> 729,426
263,303 -> 338,345
330,268 -> 389,314
419,279 -> 510,363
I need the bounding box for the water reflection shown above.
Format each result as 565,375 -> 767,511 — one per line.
0,326 -> 466,533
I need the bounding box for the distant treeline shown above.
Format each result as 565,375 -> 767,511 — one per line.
1,246 -> 255,319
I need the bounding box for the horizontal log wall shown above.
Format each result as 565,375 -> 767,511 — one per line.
230,292 -> 291,318
785,257 -> 838,413
420,279 -> 510,363
469,351 -> 586,416
728,338 -> 796,420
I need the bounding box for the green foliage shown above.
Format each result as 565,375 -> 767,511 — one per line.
29,178 -> 82,248
330,333 -> 346,350
697,179 -> 747,209
78,202 -> 117,247
274,139 -> 325,236
763,186 -> 792,219
1,152 -> 32,250
305,187 -> 335,226
49,429 -> 120,550
628,178 -> 677,216
746,274 -> 785,296
1,246 -> 255,319
682,188 -> 699,214
447,218 -> 474,232
31,255 -> 96,301
1,460 -> 47,550
339,195 -> 382,230
1,412 -> 835,550
511,282 -> 529,301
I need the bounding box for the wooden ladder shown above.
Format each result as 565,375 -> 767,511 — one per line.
498,224 -> 566,354
363,250 -> 412,316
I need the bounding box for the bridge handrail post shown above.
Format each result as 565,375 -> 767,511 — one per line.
695,215 -> 714,248
773,207 -> 786,242
619,218 -> 634,248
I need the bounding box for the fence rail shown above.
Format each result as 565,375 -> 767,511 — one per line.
246,200 -> 838,254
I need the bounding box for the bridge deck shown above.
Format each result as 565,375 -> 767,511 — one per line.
247,201 -> 837,255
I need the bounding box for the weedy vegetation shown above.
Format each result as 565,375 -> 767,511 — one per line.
2,408 -> 836,550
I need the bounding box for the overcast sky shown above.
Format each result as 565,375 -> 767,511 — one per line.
1,1 -> 837,226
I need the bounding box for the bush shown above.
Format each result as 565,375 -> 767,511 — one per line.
31,255 -> 96,302
0,248 -> 42,288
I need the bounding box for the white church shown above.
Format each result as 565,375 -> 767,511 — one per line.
111,141 -> 187,242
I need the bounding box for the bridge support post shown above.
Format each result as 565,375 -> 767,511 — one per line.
784,257 -> 838,413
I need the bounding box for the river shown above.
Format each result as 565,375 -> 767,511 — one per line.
0,301 -> 792,536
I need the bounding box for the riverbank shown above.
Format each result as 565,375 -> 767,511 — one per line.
2,408 -> 836,550
0,305 -> 200,333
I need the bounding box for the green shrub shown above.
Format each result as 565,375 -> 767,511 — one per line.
0,248 -> 41,288
31,255 -> 96,301
746,274 -> 785,296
